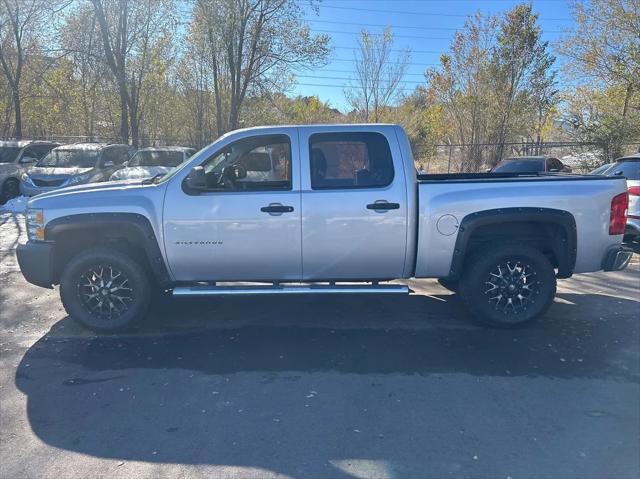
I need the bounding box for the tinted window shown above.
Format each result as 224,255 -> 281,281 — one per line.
200,134 -> 291,191
37,149 -> 99,168
309,132 -> 394,189
102,146 -> 129,165
0,147 -> 21,164
492,159 -> 545,173
129,150 -> 184,167
547,158 -> 563,171
609,161 -> 640,180
23,144 -> 55,161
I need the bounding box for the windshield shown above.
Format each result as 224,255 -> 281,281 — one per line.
129,150 -> 184,168
493,159 -> 545,173
589,163 -> 616,175
0,147 -> 22,164
156,144 -> 210,184
37,149 -> 99,168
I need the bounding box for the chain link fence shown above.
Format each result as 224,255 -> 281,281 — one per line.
413,141 -> 640,174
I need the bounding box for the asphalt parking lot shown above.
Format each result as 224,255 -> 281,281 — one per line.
1,211 -> 639,479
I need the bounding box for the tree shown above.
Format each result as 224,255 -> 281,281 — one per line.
345,27 -> 410,122
426,13 -> 498,171
564,86 -> 639,161
60,3 -> 115,139
0,0 -> 57,138
559,0 -> 639,119
192,0 -> 329,135
490,4 -> 556,163
426,4 -> 557,171
89,0 -> 175,145
557,0 -> 640,158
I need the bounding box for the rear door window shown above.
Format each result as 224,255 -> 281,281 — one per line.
309,132 -> 394,189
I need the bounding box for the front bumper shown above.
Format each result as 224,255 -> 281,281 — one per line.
602,244 -> 634,272
16,241 -> 54,288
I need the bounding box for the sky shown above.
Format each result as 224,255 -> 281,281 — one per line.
293,0 -> 575,111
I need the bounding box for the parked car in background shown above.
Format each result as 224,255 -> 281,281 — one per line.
20,143 -> 130,196
591,154 -> 640,240
109,146 -> 195,181
0,140 -> 59,202
491,156 -> 572,173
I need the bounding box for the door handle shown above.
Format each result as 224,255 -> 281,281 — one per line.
366,201 -> 400,211
261,204 -> 294,214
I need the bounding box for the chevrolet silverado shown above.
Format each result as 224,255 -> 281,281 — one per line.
16,125 -> 633,332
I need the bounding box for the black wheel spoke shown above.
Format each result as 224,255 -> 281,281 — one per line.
77,264 -> 134,322
484,260 -> 539,317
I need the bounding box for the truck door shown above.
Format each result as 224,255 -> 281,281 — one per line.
163,131 -> 302,282
300,129 -> 408,280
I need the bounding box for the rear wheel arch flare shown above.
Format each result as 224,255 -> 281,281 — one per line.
448,208 -> 577,279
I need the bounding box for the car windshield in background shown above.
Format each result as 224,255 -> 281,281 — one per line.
493,159 -> 545,173
0,147 -> 21,164
590,163 -> 616,175
608,161 -> 640,180
37,149 -> 99,168
129,150 -> 183,168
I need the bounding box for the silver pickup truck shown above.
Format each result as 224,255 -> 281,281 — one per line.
16,125 -> 633,332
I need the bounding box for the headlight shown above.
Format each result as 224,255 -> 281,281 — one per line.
21,173 -> 34,185
26,208 -> 45,241
66,173 -> 92,186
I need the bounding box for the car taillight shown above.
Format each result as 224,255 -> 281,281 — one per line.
609,192 -> 629,235
629,186 -> 640,196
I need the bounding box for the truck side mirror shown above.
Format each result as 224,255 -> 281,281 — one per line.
186,166 -> 207,189
20,156 -> 37,164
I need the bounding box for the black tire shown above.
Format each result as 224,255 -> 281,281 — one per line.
1,178 -> 20,204
437,278 -> 459,293
60,247 -> 151,332
459,243 -> 556,328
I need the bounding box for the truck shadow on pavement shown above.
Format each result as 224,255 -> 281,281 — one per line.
14,292 -> 640,476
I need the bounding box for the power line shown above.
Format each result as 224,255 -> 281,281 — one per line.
305,19 -> 564,34
295,74 -> 424,85
333,45 -> 440,54
312,28 -> 451,41
303,68 -> 428,77
295,82 -> 420,92
330,58 -> 439,66
302,3 -> 572,22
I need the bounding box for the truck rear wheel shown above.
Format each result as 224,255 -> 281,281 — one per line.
459,244 -> 556,327
60,247 -> 151,332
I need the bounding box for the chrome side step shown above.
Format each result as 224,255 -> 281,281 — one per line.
172,284 -> 409,297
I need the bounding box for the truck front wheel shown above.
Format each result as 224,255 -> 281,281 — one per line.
60,247 -> 151,332
459,244 -> 556,327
